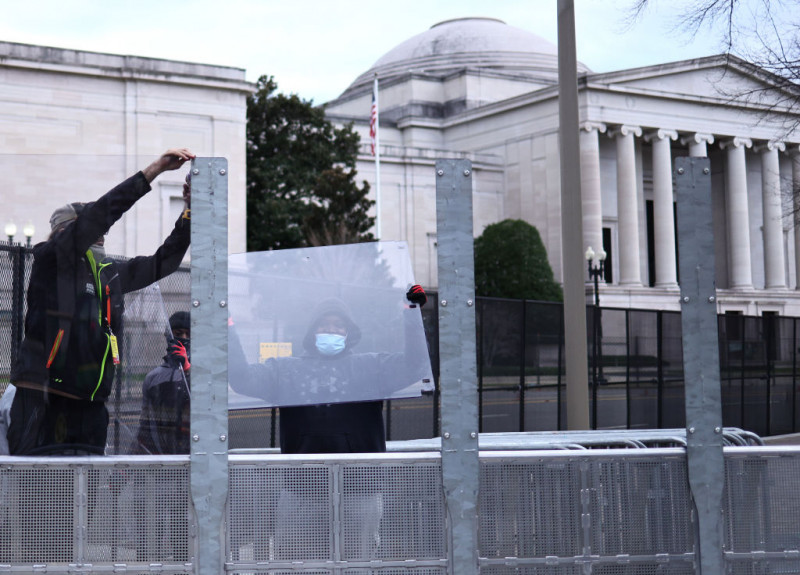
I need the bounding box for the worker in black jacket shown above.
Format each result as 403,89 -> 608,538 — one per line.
136,311 -> 192,455
7,148 -> 195,455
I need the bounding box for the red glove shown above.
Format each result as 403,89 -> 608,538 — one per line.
168,340 -> 191,371
406,284 -> 427,307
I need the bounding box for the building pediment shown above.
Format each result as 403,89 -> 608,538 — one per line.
586,54 -> 800,115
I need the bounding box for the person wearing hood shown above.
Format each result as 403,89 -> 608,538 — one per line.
135,311 -> 192,455
228,285 -> 428,563
229,285 -> 428,454
7,149 -> 195,456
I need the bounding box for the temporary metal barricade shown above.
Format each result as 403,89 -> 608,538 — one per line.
3,154 -> 800,575
2,446 -> 800,573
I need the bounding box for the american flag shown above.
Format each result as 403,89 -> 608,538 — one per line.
369,89 -> 377,156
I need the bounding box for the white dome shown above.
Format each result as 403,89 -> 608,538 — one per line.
342,17 -> 591,97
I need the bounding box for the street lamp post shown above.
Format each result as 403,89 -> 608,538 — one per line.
23,221 -> 35,248
585,246 -> 606,429
5,221 -> 17,244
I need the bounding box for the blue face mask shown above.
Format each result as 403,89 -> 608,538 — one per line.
315,333 -> 346,356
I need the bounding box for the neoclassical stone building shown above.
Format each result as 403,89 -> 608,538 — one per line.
0,41 -> 252,256
324,17 -> 800,315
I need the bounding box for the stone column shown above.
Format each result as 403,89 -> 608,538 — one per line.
720,137 -> 753,289
645,129 -> 679,287
756,141 -> 787,289
681,133 -> 715,157
610,125 -> 643,286
790,147 -> 800,289
580,122 -> 607,260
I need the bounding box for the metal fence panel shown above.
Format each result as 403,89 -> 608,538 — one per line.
625,311 -> 659,431
6,244 -> 800,443
479,458 -> 583,558
226,454 -> 447,572
0,456 -> 193,571
589,457 -> 693,555
2,448 -> 800,573
768,317 -> 797,436
724,450 -> 800,554
661,311 -> 686,430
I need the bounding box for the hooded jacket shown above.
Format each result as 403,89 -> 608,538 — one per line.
229,298 -> 428,454
136,356 -> 191,454
11,171 -> 190,401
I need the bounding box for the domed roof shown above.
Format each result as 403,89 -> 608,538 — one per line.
342,17 -> 591,97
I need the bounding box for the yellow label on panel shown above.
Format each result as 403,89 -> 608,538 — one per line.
259,342 -> 292,363
109,334 -> 121,365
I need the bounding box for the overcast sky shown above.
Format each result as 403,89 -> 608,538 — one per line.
1,0 -> 726,104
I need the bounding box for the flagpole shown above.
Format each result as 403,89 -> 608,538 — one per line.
373,74 -> 382,240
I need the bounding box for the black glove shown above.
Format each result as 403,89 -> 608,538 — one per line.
406,284 -> 427,307
168,340 -> 191,371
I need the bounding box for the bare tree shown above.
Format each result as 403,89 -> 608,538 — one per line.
627,1 -> 800,217
627,1 -> 800,124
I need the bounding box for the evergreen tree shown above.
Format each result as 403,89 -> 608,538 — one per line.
304,166 -> 375,246
474,219 -> 563,301
246,75 -> 372,250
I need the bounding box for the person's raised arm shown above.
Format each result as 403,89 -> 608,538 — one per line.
141,148 -> 195,184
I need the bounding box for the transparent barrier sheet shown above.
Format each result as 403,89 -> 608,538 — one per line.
227,242 -> 434,409
116,283 -> 192,455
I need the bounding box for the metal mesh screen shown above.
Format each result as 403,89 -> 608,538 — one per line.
624,311 -> 659,430
480,567 -> 582,575
481,568 -> 696,574
598,308 -> 629,386
480,459 -> 582,558
724,450 -> 800,554
767,317 -> 796,436
386,395 -> 438,441
227,456 -> 446,570
0,465 -> 75,563
228,463 -> 331,562
719,315 -> 771,436
86,465 -> 191,563
523,301 -> 563,432
482,388 -> 523,433
0,457 -> 192,572
478,298 -> 525,434
1,449 -> 800,572
589,458 -> 693,555
660,311 -> 685,429
341,462 -> 445,560
479,452 -> 695,570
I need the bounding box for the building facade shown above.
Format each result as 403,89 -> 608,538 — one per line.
324,18 -> 800,315
0,41 -> 252,256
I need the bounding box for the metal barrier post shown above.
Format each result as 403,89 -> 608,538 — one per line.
675,156 -> 724,573
436,159 -> 479,575
189,158 -> 229,574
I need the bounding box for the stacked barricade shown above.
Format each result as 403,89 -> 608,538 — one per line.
2,440 -> 800,574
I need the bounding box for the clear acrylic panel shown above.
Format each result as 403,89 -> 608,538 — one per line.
227,241 -> 434,409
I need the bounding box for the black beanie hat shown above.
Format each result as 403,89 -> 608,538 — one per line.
169,311 -> 190,331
